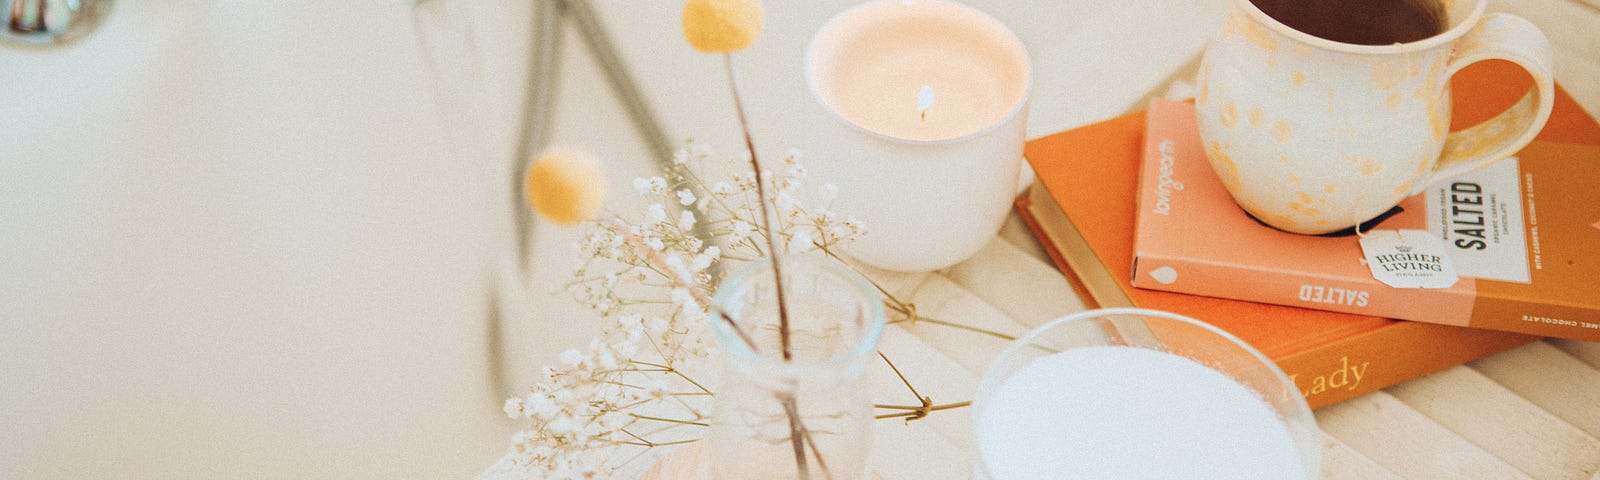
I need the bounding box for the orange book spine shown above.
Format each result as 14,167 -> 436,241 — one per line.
1131,253 -> 1468,324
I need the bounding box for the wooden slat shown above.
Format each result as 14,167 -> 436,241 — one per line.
893,275 -> 1031,373
1387,366 -> 1600,479
874,324 -> 982,455
945,239 -> 1090,330
1552,339 -> 1600,370
1319,431 -> 1403,480
1317,391 -> 1532,479
637,442 -> 886,479
996,214 -> 1050,265
846,262 -> 934,307
867,418 -> 965,480
872,263 -> 1095,455
1471,342 -> 1600,438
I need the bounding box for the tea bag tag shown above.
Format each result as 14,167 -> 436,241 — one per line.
1358,229 -> 1460,289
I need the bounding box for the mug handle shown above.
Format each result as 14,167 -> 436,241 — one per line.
1420,13 -> 1556,193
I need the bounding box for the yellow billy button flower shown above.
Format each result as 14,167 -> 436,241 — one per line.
681,0 -> 764,53
524,145 -> 607,225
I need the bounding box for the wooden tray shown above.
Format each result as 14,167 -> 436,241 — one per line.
640,441 -> 884,479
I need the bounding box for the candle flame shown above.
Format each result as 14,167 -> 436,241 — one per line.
918,84 -> 934,122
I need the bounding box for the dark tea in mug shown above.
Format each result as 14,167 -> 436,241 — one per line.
1249,0 -> 1446,45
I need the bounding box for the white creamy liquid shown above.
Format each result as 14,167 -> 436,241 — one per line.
975,346 -> 1307,480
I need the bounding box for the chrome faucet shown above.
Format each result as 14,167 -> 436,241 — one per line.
1,0 -> 112,48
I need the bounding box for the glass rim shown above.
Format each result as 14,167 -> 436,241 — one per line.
710,255 -> 887,369
977,307 -> 1306,409
973,307 -> 1319,477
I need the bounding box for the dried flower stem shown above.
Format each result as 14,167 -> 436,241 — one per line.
796,399 -> 834,476
618,438 -> 698,448
872,350 -> 979,424
723,53 -> 793,360
819,244 -> 1017,342
781,398 -> 812,479
887,316 -> 1018,341
726,52 -> 824,480
629,414 -> 709,428
874,402 -> 972,421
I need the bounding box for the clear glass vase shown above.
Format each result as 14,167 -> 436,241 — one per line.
708,255 -> 886,480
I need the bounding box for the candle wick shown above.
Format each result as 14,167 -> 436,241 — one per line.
917,84 -> 935,122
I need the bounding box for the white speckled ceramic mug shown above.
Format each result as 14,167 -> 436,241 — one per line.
1196,0 -> 1554,234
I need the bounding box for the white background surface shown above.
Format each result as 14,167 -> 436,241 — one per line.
5,1 -> 1598,478
0,2 -> 1222,476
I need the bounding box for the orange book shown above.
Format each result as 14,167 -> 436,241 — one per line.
1015,62 -> 1570,408
1132,84 -> 1600,341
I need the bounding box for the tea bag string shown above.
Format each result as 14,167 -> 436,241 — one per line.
1353,214 -> 1408,242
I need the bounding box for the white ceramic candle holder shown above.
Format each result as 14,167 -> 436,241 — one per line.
803,0 -> 1031,273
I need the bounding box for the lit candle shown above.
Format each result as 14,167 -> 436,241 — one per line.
803,0 -> 1030,273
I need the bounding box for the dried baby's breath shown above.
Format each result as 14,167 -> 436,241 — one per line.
486,143 -> 864,478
